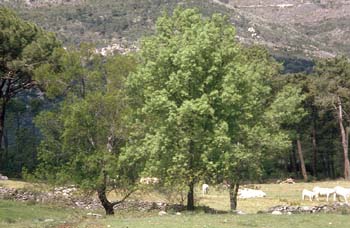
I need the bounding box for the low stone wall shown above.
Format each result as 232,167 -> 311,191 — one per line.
0,186 -> 185,212
265,203 -> 350,214
0,186 -> 101,210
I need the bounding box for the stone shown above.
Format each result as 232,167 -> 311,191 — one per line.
272,211 -> 283,215
86,212 -> 102,218
44,218 -> 54,222
158,211 -> 167,216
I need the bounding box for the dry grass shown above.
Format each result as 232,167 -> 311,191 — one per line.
0,179 -> 52,194
199,180 -> 350,213
0,180 -> 33,189
2,179 -> 350,227
3,179 -> 350,214
107,179 -> 350,214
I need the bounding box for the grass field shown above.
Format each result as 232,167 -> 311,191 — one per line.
107,179 -> 350,214
83,213 -> 350,228
0,200 -> 84,227
1,179 -> 350,227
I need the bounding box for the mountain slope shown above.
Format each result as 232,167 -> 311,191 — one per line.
0,0 -> 347,60
215,0 -> 350,57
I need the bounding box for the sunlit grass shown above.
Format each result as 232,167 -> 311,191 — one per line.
4,179 -> 350,214
107,179 -> 350,214
199,180 -> 350,213
0,180 -> 33,189
0,200 -> 84,228
82,213 -> 350,228
2,179 -> 350,227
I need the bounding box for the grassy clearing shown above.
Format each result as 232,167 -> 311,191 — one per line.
2,200 -> 350,228
107,180 -> 350,214
81,213 -> 350,228
198,180 -> 350,213
0,179 -> 50,193
2,179 -> 350,227
0,180 -> 34,189
0,200 -> 85,228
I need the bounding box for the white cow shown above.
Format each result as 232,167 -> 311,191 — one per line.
312,186 -> 335,202
140,177 -> 160,185
238,188 -> 266,199
334,186 -> 350,203
202,184 -> 209,196
302,189 -> 316,201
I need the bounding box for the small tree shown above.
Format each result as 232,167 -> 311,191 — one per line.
35,49 -> 139,215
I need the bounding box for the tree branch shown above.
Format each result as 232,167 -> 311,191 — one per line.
111,189 -> 137,206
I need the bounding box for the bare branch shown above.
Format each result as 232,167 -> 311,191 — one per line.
111,189 -> 137,206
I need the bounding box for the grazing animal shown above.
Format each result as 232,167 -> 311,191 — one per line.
302,189 -> 316,201
334,186 -> 350,203
140,177 -> 160,185
238,188 -> 266,199
277,178 -> 295,184
202,184 -> 209,196
312,186 -> 335,202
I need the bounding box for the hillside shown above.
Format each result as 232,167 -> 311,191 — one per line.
215,0 -> 350,57
0,0 -> 348,61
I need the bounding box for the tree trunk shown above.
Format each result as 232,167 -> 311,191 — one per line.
97,187 -> 114,215
297,138 -> 308,181
311,124 -> 318,177
187,181 -> 195,211
337,96 -> 350,180
323,153 -> 330,178
3,128 -> 8,168
291,142 -> 298,178
330,154 -> 336,179
229,181 -> 240,211
0,99 -> 6,170
187,138 -> 195,211
97,171 -> 114,215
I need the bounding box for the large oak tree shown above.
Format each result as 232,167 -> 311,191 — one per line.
127,8 -> 305,211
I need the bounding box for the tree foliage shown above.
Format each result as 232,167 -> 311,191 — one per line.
0,7 -> 61,155
35,46 -> 138,214
127,8 -> 305,210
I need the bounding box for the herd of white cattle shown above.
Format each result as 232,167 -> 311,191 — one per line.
140,178 -> 350,203
201,183 -> 350,203
302,186 -> 350,203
